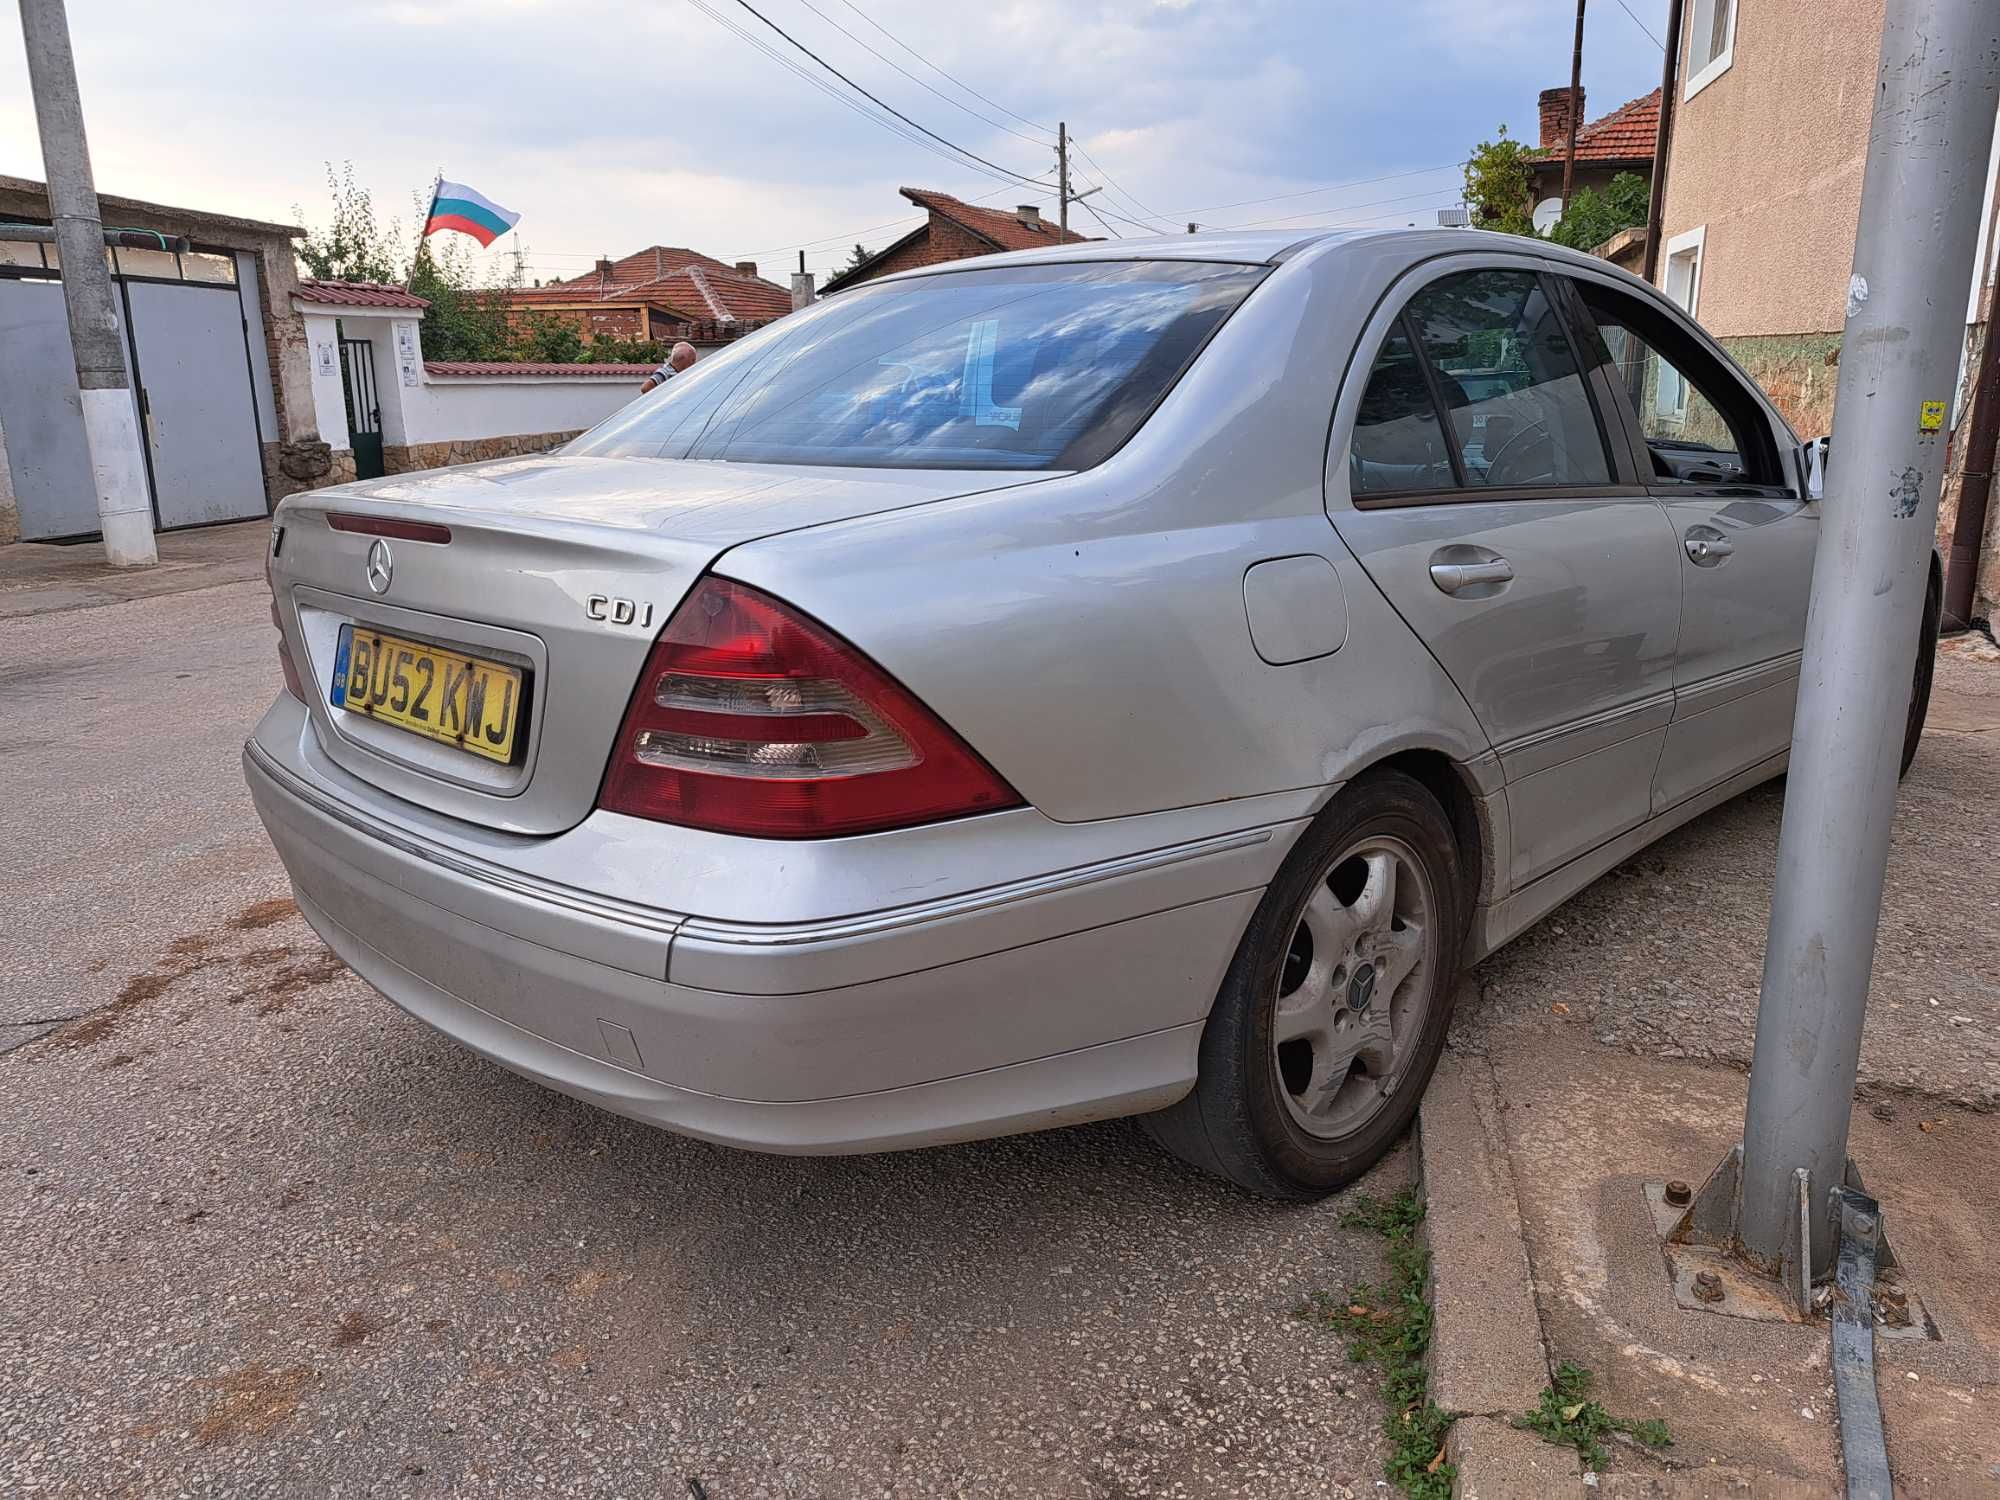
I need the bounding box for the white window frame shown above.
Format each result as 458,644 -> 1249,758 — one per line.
1683,0 -> 1737,100
1659,227 -> 1707,420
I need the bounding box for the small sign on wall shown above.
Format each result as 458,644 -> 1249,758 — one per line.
315,341 -> 337,378
395,322 -> 417,360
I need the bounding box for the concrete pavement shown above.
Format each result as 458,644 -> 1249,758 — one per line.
0,569 -> 1396,1496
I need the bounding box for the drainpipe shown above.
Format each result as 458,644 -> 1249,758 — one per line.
1943,245 -> 2000,629
1642,0 -> 1686,285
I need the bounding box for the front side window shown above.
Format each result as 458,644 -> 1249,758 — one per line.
1575,281 -> 1776,485
1403,270 -> 1611,490
566,260 -> 1264,471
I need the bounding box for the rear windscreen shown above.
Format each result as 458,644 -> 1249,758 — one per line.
564,260 -> 1266,471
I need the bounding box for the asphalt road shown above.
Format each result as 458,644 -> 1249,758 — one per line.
1,578 -> 1394,1497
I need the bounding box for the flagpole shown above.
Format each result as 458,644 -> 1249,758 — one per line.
410,174 -> 440,287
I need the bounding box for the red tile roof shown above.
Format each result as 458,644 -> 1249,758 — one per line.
503,246 -> 792,323
424,361 -> 653,379
899,188 -> 1094,252
295,279 -> 430,310
1536,89 -> 1661,164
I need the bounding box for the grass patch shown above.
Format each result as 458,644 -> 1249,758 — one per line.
1295,1188 -> 1455,1500
1514,1360 -> 1672,1471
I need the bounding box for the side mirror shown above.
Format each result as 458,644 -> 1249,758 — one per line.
1803,436 -> 1828,502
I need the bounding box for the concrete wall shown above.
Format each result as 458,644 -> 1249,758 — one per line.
403,371 -> 643,446
1656,0 -> 1882,342
296,306 -> 645,481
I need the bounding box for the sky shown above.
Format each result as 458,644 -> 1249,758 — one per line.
0,0 -> 1668,287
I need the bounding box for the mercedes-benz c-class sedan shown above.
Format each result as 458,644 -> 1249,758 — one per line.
246,229 -> 1938,1197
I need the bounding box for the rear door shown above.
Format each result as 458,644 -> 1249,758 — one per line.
1329,258 -> 1682,890
1562,274 -> 1814,811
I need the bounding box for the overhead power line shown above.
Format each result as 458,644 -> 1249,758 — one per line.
833,0 -> 1056,136
791,0 -> 1052,148
1612,0 -> 1665,49
721,0 -> 1050,189
688,0 -> 1053,192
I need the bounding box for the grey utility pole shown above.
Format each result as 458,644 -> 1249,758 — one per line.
18,0 -> 156,568
1735,0 -> 1999,1276
1058,121 -> 1070,236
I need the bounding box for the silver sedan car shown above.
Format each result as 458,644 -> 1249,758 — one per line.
246,229 -> 1939,1198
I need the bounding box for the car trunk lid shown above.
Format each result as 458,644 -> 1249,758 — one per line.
270,454 -> 1046,835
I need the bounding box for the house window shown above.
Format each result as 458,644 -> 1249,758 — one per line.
1659,227 -> 1706,418
1684,0 -> 1736,98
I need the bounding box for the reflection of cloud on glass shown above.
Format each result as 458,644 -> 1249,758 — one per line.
566,262 -> 1262,470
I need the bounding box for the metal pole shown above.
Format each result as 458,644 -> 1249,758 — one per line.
1642,0 -> 1686,284
1561,0 -> 1586,212
17,0 -> 156,568
1736,0 -> 2000,1276
1058,121 -> 1070,236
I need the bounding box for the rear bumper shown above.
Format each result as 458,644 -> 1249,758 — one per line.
243,708 -> 1299,1153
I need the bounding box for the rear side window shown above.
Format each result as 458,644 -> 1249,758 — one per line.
1403,270 -> 1611,489
1351,323 -> 1457,495
566,260 -> 1265,471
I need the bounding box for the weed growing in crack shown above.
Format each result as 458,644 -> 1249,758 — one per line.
1514,1360 -> 1672,1471
1295,1187 -> 1455,1500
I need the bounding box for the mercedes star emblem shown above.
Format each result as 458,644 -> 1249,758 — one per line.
365,538 -> 393,595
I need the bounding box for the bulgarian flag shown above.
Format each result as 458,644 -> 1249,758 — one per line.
422,179 -> 520,247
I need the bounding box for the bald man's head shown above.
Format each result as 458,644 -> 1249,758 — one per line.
669,342 -> 697,372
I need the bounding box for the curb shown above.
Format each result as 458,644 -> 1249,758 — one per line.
1416,1005 -> 1585,1497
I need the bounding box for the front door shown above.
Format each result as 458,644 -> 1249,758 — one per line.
340,337 -> 384,480
1565,276 -> 1815,812
123,278 -> 269,528
1331,264 -> 1683,890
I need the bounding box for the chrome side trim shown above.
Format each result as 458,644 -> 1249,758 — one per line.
249,735 -> 1276,951
1492,689 -> 1678,781
1673,651 -> 1804,718
676,827 -> 1277,948
245,738 -> 684,938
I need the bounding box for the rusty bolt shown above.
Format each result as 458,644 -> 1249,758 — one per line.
1692,1270 -> 1725,1304
1664,1179 -> 1693,1207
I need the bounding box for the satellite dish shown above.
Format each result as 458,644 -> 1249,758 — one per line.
1532,197 -> 1563,235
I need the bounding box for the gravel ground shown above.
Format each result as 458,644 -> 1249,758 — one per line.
0,578 -> 1394,1498
1468,636 -> 2000,1111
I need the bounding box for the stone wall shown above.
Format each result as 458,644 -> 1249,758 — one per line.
382,430 -> 584,475
1715,332 -> 1844,439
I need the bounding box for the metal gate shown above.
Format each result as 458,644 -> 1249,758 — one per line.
340,338 -> 384,480
125,279 -> 268,528
0,251 -> 271,540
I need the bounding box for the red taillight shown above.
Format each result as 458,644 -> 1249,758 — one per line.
597,578 -> 1021,838
327,512 -> 452,544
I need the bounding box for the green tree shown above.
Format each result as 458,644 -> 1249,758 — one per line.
405,236 -> 512,362
832,242 -> 873,280
1463,126 -> 1536,237
512,312 -> 587,364
1548,171 -> 1650,251
577,334 -> 669,365
294,162 -> 400,283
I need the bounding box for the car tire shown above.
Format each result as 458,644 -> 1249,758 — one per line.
1900,568 -> 1941,779
1143,770 -> 1468,1199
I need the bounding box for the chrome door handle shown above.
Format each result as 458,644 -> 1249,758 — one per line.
1685,533 -> 1734,563
1429,558 -> 1514,594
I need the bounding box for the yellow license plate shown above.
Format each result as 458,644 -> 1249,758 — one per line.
331,624 -> 525,764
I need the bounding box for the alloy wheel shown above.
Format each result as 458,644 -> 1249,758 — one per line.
1270,834 -> 1437,1140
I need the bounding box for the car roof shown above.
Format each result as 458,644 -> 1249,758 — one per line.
839,226 -> 1651,287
